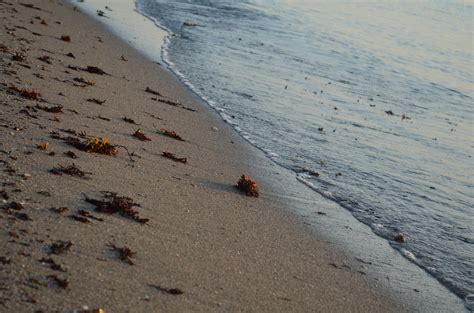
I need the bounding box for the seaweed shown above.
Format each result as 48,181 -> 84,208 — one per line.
2,201 -> 25,211
156,98 -> 196,112
84,137 -> 118,155
9,86 -> 40,100
122,117 -> 137,124
66,52 -> 75,58
49,240 -> 72,255
108,243 -> 136,265
162,152 -> 187,164
50,207 -> 68,214
63,150 -> 78,159
394,232 -> 405,243
82,66 -> 108,75
12,51 -> 27,62
85,192 -> 149,224
87,98 -> 105,105
78,210 -> 103,221
47,275 -> 69,289
36,104 -> 63,113
39,257 -> 66,272
49,163 -> 90,178
145,86 -> 162,96
158,128 -> 185,141
34,141 -> 48,151
149,284 -> 183,295
37,55 -> 51,64
133,129 -> 151,141
73,77 -> 95,86
236,175 -> 259,197
60,35 -> 71,42
70,215 -> 91,224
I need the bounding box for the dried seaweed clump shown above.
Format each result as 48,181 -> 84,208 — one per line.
12,51 -> 27,62
108,243 -> 136,265
49,163 -> 90,178
36,142 -> 48,150
85,192 -> 149,224
73,77 -> 95,86
60,35 -> 71,42
9,86 -> 40,100
49,240 -> 72,255
162,152 -> 187,164
133,129 -> 151,141
236,175 -> 259,197
84,137 -> 118,155
158,128 -> 184,141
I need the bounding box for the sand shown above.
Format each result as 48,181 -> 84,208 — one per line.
0,1 -> 411,312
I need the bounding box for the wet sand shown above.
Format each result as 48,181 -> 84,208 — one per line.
0,1 -> 410,312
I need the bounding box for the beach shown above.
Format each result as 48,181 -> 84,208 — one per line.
0,1 -> 465,312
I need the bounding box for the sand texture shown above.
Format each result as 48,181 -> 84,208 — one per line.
0,1 -> 409,312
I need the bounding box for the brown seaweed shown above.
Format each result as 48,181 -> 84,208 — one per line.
49,163 -> 90,178
85,192 -> 149,224
60,35 -> 71,42
37,55 -> 51,64
149,284 -> 184,295
236,175 -> 259,197
158,128 -> 185,141
108,243 -> 136,265
132,129 -> 151,141
162,152 -> 187,164
49,240 -> 72,255
145,86 -> 162,96
122,117 -> 137,124
82,66 -> 108,75
73,77 -> 95,86
47,275 -> 69,289
36,142 -> 48,150
36,104 -> 63,113
86,98 -> 105,105
9,86 -> 40,100
78,210 -> 103,221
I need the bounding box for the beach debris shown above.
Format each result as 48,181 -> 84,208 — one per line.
9,86 -> 41,100
14,212 -> 32,221
84,137 -> 118,155
37,55 -> 51,64
133,129 -> 152,141
84,192 -> 149,224
39,257 -> 66,272
74,77 -> 95,86
12,51 -> 27,62
66,52 -> 75,58
20,3 -> 43,11
149,284 -> 184,295
82,66 -> 108,75
47,275 -> 69,289
108,243 -> 136,265
158,128 -> 185,141
145,86 -> 162,96
162,152 -> 187,164
50,207 -> 68,215
121,55 -> 128,61
236,175 -> 259,197
49,240 -> 72,255
385,110 -> 394,116
36,104 -> 63,113
49,163 -> 90,178
78,210 -> 103,221
79,309 -> 105,313
60,35 -> 71,42
0,256 -> 11,265
2,201 -> 25,211
156,98 -> 196,112
70,214 -> 91,224
87,98 -> 106,105
401,114 -> 411,121
211,126 -> 218,132
97,10 -> 106,17
64,150 -> 78,159
394,232 -> 405,243
36,141 -> 48,150
302,168 -> 320,177
122,117 -> 137,124
323,191 -> 333,199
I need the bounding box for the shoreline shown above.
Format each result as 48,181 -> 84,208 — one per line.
0,1 -> 466,312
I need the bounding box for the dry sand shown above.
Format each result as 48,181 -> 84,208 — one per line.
0,1 -> 411,312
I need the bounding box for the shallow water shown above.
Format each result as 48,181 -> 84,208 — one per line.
134,0 -> 474,302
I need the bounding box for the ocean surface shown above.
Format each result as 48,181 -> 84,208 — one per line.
133,0 -> 473,304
